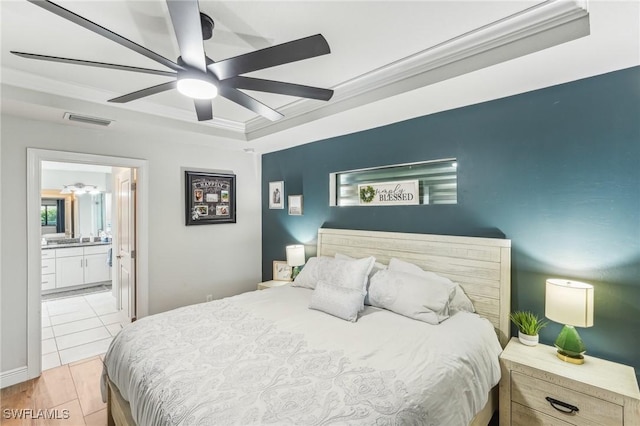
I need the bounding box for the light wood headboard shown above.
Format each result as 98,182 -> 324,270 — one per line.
317,228 -> 512,347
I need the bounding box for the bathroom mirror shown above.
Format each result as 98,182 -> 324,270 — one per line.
41,190 -> 74,237
41,190 -> 111,238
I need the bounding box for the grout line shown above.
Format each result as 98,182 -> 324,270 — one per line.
42,292 -> 117,374
56,328 -> 112,352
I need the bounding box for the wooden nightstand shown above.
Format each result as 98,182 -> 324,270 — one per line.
499,337 -> 640,426
257,280 -> 290,290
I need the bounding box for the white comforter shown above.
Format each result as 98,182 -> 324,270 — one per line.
105,286 -> 502,426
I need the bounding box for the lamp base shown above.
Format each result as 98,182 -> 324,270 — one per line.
554,325 -> 586,365
291,266 -> 300,280
556,351 -> 585,365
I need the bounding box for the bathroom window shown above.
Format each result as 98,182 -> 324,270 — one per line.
41,204 -> 58,226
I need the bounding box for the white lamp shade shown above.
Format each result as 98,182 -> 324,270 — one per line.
286,245 -> 305,267
545,279 -> 594,327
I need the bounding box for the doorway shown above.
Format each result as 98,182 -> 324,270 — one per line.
40,161 -> 122,370
27,149 -> 149,379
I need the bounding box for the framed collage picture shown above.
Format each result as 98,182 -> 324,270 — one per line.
185,171 -> 236,225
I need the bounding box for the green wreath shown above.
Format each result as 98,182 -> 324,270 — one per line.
359,185 -> 375,203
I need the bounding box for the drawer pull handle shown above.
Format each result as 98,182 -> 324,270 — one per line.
545,397 -> 579,414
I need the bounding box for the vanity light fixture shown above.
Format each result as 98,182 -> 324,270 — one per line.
60,183 -> 101,195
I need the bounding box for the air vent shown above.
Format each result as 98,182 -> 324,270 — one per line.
63,112 -> 113,127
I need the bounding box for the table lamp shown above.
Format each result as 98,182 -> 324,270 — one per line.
286,245 -> 305,280
545,279 -> 594,365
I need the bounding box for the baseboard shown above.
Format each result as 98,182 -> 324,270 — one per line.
0,366 -> 28,389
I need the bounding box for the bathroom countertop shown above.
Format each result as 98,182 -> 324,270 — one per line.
42,241 -> 112,250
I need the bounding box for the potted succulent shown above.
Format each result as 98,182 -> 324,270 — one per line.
510,311 -> 548,346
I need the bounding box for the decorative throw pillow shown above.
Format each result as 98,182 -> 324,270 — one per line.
318,256 -> 375,310
368,269 -> 456,324
335,253 -> 386,305
387,258 -> 475,313
292,256 -> 332,289
308,281 -> 363,322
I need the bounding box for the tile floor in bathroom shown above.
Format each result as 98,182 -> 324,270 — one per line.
41,291 -> 123,370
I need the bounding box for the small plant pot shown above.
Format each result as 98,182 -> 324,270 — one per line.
518,331 -> 539,346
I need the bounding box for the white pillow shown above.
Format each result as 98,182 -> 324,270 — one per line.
334,253 -> 387,306
387,258 -> 475,314
368,270 -> 455,324
319,256 -> 375,310
450,286 -> 476,314
309,281 -> 362,322
292,256 -> 332,289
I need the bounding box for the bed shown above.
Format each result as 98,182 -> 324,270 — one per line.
104,228 -> 511,426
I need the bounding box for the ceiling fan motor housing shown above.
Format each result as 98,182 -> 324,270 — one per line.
200,13 -> 214,40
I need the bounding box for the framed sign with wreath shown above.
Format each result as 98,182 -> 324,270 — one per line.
185,171 -> 236,225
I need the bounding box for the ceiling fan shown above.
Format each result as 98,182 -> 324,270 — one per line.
11,0 -> 334,122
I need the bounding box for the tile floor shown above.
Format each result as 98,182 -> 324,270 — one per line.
1,356 -> 108,425
42,291 -> 123,370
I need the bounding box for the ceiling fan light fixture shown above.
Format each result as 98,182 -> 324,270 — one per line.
177,77 -> 218,99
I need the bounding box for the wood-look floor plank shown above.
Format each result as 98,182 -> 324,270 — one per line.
69,358 -> 107,417
84,408 -> 108,426
31,365 -> 78,410
69,355 -> 101,368
44,399 -> 86,426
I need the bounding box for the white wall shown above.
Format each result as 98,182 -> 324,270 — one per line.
41,169 -> 109,192
0,115 -> 262,373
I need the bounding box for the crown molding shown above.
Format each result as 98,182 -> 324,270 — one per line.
245,0 -> 589,140
2,0 -> 589,140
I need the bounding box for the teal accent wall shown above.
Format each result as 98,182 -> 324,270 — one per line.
262,67 -> 640,378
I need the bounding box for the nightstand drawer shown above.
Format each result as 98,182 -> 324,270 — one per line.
511,371 -> 623,426
512,402 -> 572,426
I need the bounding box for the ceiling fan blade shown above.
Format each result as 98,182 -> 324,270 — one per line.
227,76 -> 333,101
166,0 -> 207,72
27,0 -> 182,72
209,34 -> 330,80
11,51 -> 176,77
218,85 -> 283,121
108,81 -> 177,103
193,99 -> 213,121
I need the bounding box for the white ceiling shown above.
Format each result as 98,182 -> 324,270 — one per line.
1,1 -> 639,153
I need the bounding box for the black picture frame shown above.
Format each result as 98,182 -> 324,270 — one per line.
185,171 -> 236,225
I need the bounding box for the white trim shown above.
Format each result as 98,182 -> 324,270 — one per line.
0,367 -> 29,389
26,149 -> 149,380
245,0 -> 589,139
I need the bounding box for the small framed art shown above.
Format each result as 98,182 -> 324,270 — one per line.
269,181 -> 284,209
272,260 -> 292,281
288,195 -> 303,215
185,171 -> 236,225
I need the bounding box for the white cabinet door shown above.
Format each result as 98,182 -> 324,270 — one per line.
56,256 -> 84,288
84,253 -> 110,284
